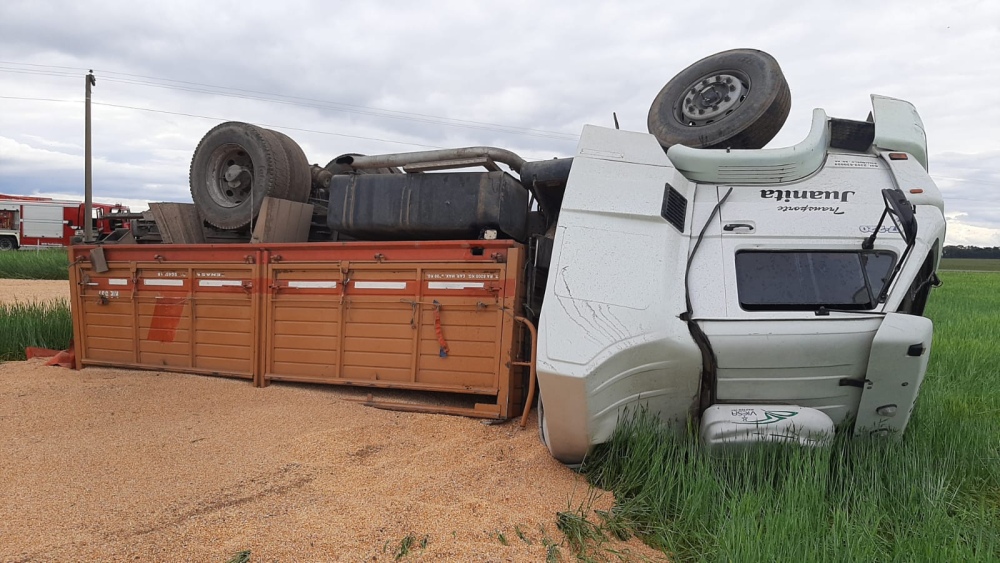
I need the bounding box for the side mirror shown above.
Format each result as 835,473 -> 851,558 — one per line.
882,189 -> 917,246
862,189 -> 919,301
862,189 -> 917,250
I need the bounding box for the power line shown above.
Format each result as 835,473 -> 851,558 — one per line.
0,66 -> 80,79
0,94 -> 447,150
0,95 -> 79,104
1,95 -> 560,161
91,101 -> 448,149
0,60 -> 580,142
98,76 -> 578,141
0,61 -> 87,72
90,102 -> 561,159
91,67 -> 579,140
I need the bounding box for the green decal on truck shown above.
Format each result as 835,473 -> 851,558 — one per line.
731,409 -> 800,425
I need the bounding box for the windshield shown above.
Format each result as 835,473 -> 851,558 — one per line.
736,250 -> 895,311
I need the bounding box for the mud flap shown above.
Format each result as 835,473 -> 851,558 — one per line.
855,312 -> 933,437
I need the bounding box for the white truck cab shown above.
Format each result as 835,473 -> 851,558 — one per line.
536,95 -> 945,464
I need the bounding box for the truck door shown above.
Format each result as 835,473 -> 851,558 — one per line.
703,172 -> 894,425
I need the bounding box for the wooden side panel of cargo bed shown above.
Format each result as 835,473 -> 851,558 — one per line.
72,266 -> 138,365
135,268 -> 192,369
416,267 -> 507,393
187,266 -> 256,377
262,256 -> 522,417
263,265 -> 344,381
69,241 -> 525,419
340,269 -> 420,385
73,260 -> 256,379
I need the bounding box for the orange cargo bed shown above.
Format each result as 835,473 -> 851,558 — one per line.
68,240 -> 528,419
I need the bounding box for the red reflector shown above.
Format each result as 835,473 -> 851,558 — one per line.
889,153 -> 908,160
910,189 -> 924,194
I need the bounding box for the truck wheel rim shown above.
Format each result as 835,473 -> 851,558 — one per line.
678,71 -> 749,127
206,143 -> 254,208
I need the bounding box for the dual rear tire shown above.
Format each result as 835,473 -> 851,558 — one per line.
189,122 -> 311,230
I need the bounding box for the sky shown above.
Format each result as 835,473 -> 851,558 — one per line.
1,0 -> 998,245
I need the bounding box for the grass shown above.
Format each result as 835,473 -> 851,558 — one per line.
0,300 -> 73,361
542,531 -> 562,563
0,248 -> 70,280
385,533 -> 428,561
578,270 -> 1000,561
940,257 -> 1000,271
225,550 -> 251,563
0,248 -> 75,362
557,504 -> 609,560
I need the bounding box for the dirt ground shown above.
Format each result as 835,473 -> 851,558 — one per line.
0,278 -> 666,561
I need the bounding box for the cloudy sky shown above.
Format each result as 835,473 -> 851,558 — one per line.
1,0 -> 998,245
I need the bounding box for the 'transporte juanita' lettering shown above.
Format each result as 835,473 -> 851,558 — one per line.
760,189 -> 855,203
776,205 -> 844,214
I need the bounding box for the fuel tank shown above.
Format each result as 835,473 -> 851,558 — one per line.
326,171 -> 528,241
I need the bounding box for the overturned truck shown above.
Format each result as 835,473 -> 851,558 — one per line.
69,49 -> 945,464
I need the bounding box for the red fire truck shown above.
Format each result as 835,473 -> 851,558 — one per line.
0,194 -> 130,251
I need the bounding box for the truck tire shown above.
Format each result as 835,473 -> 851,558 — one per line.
0,236 -> 17,251
269,130 -> 312,204
647,49 -> 791,150
189,122 -> 291,230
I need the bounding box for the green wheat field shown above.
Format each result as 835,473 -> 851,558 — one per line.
0,249 -> 73,360
0,248 -> 70,280
581,268 -> 1000,561
1,249 -> 998,560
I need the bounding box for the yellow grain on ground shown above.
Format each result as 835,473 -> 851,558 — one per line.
0,358 -> 667,561
0,279 -> 70,305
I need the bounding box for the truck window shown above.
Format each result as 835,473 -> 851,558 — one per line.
736,250 -> 895,311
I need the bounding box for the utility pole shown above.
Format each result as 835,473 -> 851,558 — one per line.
84,70 -> 96,242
